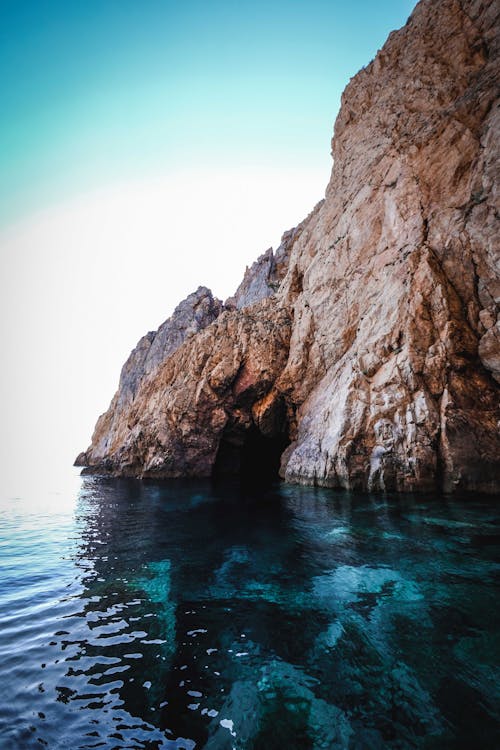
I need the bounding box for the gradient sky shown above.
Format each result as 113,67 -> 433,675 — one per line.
1,0 -> 414,224
0,0 -> 415,495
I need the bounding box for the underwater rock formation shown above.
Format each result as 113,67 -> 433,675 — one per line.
78,0 -> 499,493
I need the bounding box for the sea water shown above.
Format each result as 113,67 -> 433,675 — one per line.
0,472 -> 499,748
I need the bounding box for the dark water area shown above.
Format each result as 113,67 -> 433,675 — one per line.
0,474 -> 499,749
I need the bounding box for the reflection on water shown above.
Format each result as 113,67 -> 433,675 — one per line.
0,475 -> 499,748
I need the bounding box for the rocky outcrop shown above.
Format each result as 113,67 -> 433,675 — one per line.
76,286 -> 223,468
225,223 -> 306,310
81,299 -> 292,478
78,0 -> 500,493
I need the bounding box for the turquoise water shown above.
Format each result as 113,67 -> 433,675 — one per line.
0,474 -> 499,749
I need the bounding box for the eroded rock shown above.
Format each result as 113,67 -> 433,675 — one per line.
78,0 -> 499,493
225,224 -> 303,310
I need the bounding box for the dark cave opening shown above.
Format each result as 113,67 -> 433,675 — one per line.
213,423 -> 290,484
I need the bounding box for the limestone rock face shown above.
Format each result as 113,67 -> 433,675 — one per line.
225,224 -> 302,310
82,286 -> 223,468
79,0 -> 499,493
83,300 -> 292,478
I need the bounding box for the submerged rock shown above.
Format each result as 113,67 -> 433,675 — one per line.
78,0 -> 500,493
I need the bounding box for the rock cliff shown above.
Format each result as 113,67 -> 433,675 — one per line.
78,0 -> 500,493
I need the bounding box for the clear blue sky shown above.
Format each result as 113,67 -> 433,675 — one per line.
1,0 -> 415,226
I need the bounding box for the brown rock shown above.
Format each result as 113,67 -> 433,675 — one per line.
224,221 -> 308,310
83,300 -> 292,478
79,0 -> 500,493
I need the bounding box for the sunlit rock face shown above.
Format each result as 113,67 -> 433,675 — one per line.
224,223 -> 307,311
79,0 -> 500,493
76,286 -> 224,471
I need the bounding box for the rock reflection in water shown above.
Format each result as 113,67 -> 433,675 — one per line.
0,476 -> 499,749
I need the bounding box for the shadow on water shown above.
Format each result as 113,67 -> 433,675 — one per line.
1,476 -> 499,749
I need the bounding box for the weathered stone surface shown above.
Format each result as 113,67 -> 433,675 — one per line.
276,0 -> 500,493
78,0 -> 499,493
479,322 -> 500,382
74,452 -> 88,467
225,223 -> 304,310
82,300 -> 292,478
86,286 -> 223,463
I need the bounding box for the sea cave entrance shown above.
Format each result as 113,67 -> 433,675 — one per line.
213,422 -> 290,484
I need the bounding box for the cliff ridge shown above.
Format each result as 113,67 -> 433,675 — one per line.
77,0 -> 500,493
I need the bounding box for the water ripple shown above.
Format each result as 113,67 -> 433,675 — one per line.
1,477 -> 499,748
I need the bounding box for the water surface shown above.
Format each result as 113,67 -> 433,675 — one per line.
1,474 -> 499,748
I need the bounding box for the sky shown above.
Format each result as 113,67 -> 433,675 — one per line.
0,0 -> 415,495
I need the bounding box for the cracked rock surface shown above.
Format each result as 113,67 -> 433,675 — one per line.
78,0 -> 499,493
